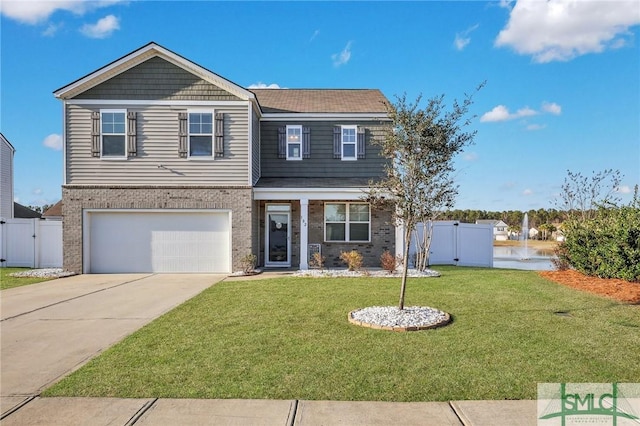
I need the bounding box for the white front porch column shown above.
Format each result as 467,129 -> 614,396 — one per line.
299,198 -> 309,270
395,219 -> 405,261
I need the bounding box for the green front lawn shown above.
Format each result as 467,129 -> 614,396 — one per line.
44,267 -> 640,401
0,268 -> 54,290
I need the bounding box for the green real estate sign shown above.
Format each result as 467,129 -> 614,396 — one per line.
538,383 -> 640,425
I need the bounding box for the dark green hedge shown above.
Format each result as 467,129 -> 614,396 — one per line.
558,201 -> 640,282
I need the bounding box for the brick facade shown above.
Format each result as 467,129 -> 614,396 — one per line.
307,200 -> 395,268
62,186 -> 255,273
257,200 -> 394,269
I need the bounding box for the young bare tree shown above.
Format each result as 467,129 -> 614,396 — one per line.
368,87 -> 482,310
555,169 -> 623,220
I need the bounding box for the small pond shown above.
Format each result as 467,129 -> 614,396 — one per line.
493,246 -> 556,271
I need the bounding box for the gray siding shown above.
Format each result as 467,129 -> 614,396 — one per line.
74,57 -> 241,101
65,103 -> 250,185
251,108 -> 261,185
260,121 -> 389,179
1,139 -> 14,218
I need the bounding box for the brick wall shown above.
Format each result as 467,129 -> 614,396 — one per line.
62,186 -> 255,273
307,200 -> 394,268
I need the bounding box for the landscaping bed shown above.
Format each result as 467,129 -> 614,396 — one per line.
539,270 -> 640,304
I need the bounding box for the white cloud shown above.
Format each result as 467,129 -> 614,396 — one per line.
480,104 -> 537,122
463,152 -> 479,161
248,82 -> 281,89
42,133 -> 63,150
310,29 -> 320,42
481,101 -> 562,123
523,189 -> 533,196
480,105 -> 510,122
332,41 -> 353,67
42,22 -> 63,36
80,14 -> 119,38
1,0 -> 126,25
495,0 -> 640,63
542,101 -> 562,115
616,185 -> 632,194
33,188 -> 43,196
526,123 -> 546,131
454,24 -> 479,51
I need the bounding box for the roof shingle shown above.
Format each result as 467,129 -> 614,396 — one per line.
250,89 -> 389,113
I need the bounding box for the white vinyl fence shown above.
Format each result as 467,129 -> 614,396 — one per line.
409,221 -> 493,268
0,219 -> 62,268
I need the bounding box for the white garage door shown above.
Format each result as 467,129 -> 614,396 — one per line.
86,210 -> 231,273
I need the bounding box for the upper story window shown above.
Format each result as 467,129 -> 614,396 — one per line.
189,112 -> 213,157
341,125 -> 357,160
324,202 -> 371,242
286,125 -> 302,160
278,125 -> 310,160
333,125 -> 365,160
101,110 -> 126,158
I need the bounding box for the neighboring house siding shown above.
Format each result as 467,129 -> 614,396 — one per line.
65,103 -> 250,185
1,138 -> 14,218
74,57 -> 242,101
62,186 -> 253,274
260,121 -> 388,178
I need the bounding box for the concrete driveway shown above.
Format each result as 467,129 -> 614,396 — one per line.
0,273 -> 225,400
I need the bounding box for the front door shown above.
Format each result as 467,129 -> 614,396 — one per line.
265,204 -> 291,267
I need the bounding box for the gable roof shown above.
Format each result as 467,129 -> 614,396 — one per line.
1,133 -> 15,153
14,202 -> 41,219
43,200 -> 62,218
54,42 -> 255,102
476,219 -> 509,227
250,89 -> 389,114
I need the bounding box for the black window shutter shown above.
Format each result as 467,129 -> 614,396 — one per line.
302,126 -> 311,159
333,126 -> 341,159
127,111 -> 137,157
277,126 -> 286,159
215,113 -> 224,158
178,112 -> 188,158
357,127 -> 365,159
91,111 -> 101,157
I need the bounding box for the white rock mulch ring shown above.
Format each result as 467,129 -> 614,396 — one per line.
349,305 -> 451,332
8,268 -> 76,279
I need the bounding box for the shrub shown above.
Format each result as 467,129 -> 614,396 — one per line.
240,253 -> 257,275
551,243 -> 571,271
560,192 -> 640,282
340,250 -> 363,271
309,252 -> 326,269
380,250 -> 401,274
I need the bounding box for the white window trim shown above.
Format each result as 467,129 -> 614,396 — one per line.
100,109 -> 127,160
187,109 -> 215,160
324,202 -> 371,243
286,124 -> 303,161
341,125 -> 357,161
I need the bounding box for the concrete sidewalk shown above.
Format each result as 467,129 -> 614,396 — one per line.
1,396 -> 537,425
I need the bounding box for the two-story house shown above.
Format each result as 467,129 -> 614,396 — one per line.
54,42 -> 395,274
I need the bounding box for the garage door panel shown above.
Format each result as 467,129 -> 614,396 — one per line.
88,211 -> 230,273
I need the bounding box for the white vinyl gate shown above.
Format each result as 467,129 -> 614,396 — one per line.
0,219 -> 63,268
409,221 -> 493,267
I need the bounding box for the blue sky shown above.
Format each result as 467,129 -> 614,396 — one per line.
1,0 -> 639,212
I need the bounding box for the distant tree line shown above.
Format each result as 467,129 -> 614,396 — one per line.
28,204 -> 55,214
439,208 -> 566,228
